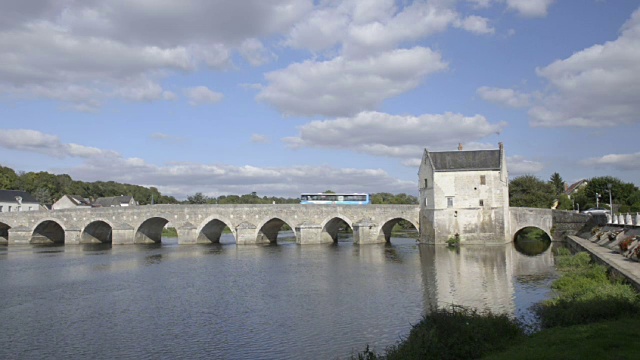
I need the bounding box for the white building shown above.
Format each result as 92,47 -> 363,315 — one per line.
418,143 -> 510,244
51,195 -> 92,210
0,190 -> 42,212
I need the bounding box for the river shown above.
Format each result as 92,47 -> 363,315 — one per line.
0,235 -> 556,359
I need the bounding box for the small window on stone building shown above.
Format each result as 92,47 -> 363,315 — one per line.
424,179 -> 428,188
0,205 -> 3,212
447,197 -> 454,208
479,199 -> 484,206
480,175 -> 486,185
8,206 -> 12,212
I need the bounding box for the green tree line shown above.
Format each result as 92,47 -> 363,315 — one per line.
509,172 -> 640,213
0,164 -> 177,205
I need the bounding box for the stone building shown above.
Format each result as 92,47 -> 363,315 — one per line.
51,195 -> 92,210
0,190 -> 42,212
92,196 -> 137,207
418,143 -> 510,244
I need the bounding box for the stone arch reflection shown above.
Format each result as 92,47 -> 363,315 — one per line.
32,220 -> 65,244
0,222 -> 9,244
379,217 -> 419,243
198,219 -> 235,244
135,217 -> 170,244
513,227 -> 551,256
82,220 -> 113,243
321,217 -> 353,243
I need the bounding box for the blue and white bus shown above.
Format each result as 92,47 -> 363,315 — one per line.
300,193 -> 371,205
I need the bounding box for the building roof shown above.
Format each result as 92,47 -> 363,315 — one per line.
428,149 -> 501,171
67,195 -> 91,206
93,196 -> 134,207
565,179 -> 587,195
0,190 -> 40,204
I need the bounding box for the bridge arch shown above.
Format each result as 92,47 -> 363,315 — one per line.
197,216 -> 235,243
135,216 -> 170,244
256,217 -> 297,244
81,220 -> 114,243
32,219 -> 65,244
378,217 -> 419,243
0,221 -> 9,244
320,215 -> 354,243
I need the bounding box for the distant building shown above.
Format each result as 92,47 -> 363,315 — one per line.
418,143 -> 510,244
565,179 -> 587,197
51,195 -> 92,210
0,190 -> 43,212
93,196 -> 137,207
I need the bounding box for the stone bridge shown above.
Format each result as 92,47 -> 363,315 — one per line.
0,205 -> 591,246
510,207 -> 592,242
0,204 -> 420,245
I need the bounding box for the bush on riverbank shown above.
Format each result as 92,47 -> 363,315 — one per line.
533,248 -> 640,328
162,227 -> 178,238
351,305 -> 523,360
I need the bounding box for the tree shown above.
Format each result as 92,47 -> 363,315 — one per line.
509,175 -> 555,208
187,192 -> 209,204
0,165 -> 18,189
549,172 -> 565,196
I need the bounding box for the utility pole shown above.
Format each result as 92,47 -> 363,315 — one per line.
607,183 -> 613,219
596,192 -> 599,208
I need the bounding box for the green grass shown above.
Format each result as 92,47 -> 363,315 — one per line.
162,227 -> 178,238
484,316 -> 640,360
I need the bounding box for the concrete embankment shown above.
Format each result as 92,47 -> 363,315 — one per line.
567,225 -> 640,292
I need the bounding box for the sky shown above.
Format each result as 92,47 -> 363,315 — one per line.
1,0 -> 639,200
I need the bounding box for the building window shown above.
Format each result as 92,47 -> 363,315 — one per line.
424,179 -> 428,188
447,197 -> 454,208
480,175 -> 486,185
0,205 -> 3,212
479,199 -> 484,206
8,206 -> 12,212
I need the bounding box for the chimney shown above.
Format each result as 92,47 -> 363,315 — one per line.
458,143 -> 463,151
498,142 -> 503,150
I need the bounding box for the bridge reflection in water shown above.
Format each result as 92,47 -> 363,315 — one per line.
0,236 -> 556,359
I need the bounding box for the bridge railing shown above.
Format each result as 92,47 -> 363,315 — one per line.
607,213 -> 640,227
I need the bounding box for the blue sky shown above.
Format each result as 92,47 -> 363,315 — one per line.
1,0 -> 639,199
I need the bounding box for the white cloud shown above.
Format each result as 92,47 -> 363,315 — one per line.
582,152 -> 640,171
507,155 -> 544,176
476,86 -> 530,108
454,16 -> 495,35
0,129 -> 117,159
285,0 -> 495,56
258,47 -> 448,117
239,38 -> 276,66
0,128 -> 417,198
251,134 -> 270,144
465,0 -> 555,18
185,86 -> 223,106
530,8 -> 640,127
284,111 -> 506,159
505,0 -> 555,18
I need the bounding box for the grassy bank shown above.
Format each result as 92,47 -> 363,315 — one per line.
352,248 -> 640,360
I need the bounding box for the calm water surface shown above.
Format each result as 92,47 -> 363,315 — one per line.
0,235 -> 556,359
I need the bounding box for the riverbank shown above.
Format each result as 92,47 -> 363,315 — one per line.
351,239 -> 640,359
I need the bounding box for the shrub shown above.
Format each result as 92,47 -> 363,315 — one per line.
352,305 -> 524,360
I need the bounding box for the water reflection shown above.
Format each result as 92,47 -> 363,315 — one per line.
0,237 -> 557,360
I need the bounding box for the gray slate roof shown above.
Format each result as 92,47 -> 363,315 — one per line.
429,149 -> 501,171
0,190 -> 40,203
93,196 -> 133,207
68,195 -> 91,206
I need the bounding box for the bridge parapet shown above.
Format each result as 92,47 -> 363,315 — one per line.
0,204 -> 420,246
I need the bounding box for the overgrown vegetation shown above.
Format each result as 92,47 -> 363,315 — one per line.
533,248 -> 640,328
351,306 -> 523,360
162,227 -> 178,238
